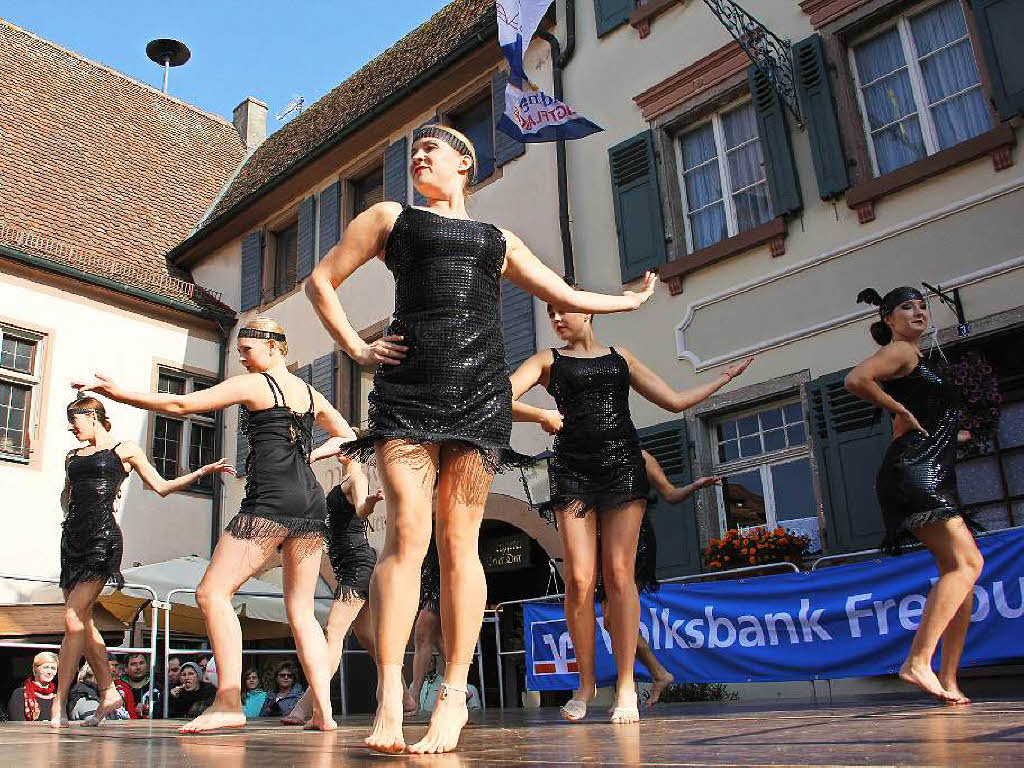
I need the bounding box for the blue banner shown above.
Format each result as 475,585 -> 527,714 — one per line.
524,527 -> 1024,691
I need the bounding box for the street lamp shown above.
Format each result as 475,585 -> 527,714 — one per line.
518,450 -> 554,510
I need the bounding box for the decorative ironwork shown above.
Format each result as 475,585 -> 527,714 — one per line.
700,0 -> 801,123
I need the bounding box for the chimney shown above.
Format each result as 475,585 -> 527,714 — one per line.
233,96 -> 268,149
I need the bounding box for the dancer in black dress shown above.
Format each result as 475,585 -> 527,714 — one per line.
75,317 -> 355,733
282,455 -> 406,725
50,396 -> 232,728
410,536 -> 443,709
306,125 -> 655,753
510,298 -> 751,723
846,286 -> 982,705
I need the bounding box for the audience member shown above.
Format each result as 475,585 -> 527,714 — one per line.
258,662 -> 304,718
167,662 -> 216,719
6,652 -> 57,721
241,667 -> 267,718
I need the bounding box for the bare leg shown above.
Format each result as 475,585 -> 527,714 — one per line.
601,596 -> 673,707
899,517 -> 983,703
179,533 -> 273,734
365,440 -> 437,754
938,593 -> 973,704
411,608 -> 442,709
80,611 -> 124,723
557,509 -> 599,721
51,581 -> 105,728
601,500 -> 645,724
408,446 -> 493,754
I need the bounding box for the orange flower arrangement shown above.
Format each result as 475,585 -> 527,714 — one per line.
702,526 -> 810,571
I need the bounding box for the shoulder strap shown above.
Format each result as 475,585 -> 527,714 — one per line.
550,347 -> 560,358
305,382 -> 315,415
111,442 -> 122,453
261,372 -> 284,406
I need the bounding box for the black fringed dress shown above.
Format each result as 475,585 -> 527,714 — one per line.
325,484 -> 376,601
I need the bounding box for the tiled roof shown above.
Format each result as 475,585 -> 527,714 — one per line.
0,19 -> 246,314
199,0 -> 496,227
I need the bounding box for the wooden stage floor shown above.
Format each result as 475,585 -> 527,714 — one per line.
4,696 -> 1024,766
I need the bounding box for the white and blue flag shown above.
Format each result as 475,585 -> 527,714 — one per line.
496,0 -> 602,143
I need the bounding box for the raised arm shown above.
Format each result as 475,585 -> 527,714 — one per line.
616,347 -> 753,414
844,341 -> 927,436
116,441 -> 234,498
643,450 -> 721,505
501,229 -> 656,314
509,350 -> 562,434
306,202 -> 408,367
73,372 -> 258,415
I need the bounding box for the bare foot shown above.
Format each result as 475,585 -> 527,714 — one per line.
407,685 -> 469,754
365,677 -> 405,754
899,660 -> 957,703
304,714 -> 338,731
560,682 -> 596,722
281,692 -> 313,725
82,686 -> 124,727
610,689 -> 639,725
177,705 -> 246,735
48,712 -> 70,729
939,677 -> 971,705
403,688 -> 418,714
648,671 -> 674,707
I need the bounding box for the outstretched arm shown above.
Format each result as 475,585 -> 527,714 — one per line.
617,347 -> 753,414
74,372 -> 257,415
643,450 -> 721,505
502,229 -> 656,314
306,202 -> 408,367
117,442 -> 234,497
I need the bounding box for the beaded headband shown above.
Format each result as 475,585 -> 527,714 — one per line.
857,286 -> 925,318
413,125 -> 476,183
239,328 -> 287,342
67,408 -> 101,417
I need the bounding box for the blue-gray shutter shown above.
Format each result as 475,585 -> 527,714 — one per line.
500,280 -> 536,372
413,119 -> 437,207
594,0 -> 633,37
637,419 -> 701,578
297,195 -> 315,280
296,364 -> 312,385
793,35 -> 849,200
318,181 -> 341,260
608,130 -> 667,283
235,406 -> 249,478
970,0 -> 1024,119
807,369 -> 892,552
748,65 -> 803,217
311,352 -> 336,447
239,231 -> 263,312
383,137 -> 408,203
492,70 -> 525,166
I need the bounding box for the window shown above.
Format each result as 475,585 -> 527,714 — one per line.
270,221 -> 299,299
850,0 -> 991,177
352,166 -> 384,219
448,94 -> 496,184
712,400 -> 821,552
0,327 -> 43,461
151,369 -> 217,492
676,100 -> 773,253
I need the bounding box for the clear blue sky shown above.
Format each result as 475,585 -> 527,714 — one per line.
4,0 -> 451,133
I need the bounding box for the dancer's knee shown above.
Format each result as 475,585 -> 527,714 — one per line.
602,563 -> 636,599
64,605 -> 87,635
565,568 -> 598,599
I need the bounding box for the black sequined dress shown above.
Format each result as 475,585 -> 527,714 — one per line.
61,446 -> 128,589
419,536 -> 441,614
325,484 -> 377,601
225,373 -> 328,549
543,348 -> 655,595
876,356 -> 978,554
341,206 -> 529,472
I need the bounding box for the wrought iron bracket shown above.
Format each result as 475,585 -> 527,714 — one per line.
922,281 -> 971,337
701,0 -> 802,124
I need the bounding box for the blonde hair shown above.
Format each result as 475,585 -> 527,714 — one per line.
33,651 -> 58,668
415,125 -> 478,191
242,316 -> 288,357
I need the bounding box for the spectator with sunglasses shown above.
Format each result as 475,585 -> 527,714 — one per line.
259,662 -> 304,718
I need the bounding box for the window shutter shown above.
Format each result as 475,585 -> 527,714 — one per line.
608,130 -> 667,283
383,137 -> 408,203
492,70 -> 525,166
637,419 -> 701,578
793,35 -> 849,200
500,280 -> 536,372
594,0 -> 633,37
807,369 -> 892,552
239,231 -> 263,312
311,352 -> 337,447
296,364 -> 312,385
318,181 -> 341,260
235,406 -> 249,478
413,119 -> 437,207
297,195 -> 316,280
970,0 -> 1024,120
748,65 -> 803,216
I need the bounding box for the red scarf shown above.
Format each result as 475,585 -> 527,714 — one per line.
23,677 -> 54,722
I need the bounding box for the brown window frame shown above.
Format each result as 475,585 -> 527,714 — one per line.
0,325 -> 45,464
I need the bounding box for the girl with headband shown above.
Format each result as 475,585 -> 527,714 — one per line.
845,287 -> 982,705
510,290 -> 750,724
306,123 -> 656,753
48,396 -> 232,728
74,316 -> 356,733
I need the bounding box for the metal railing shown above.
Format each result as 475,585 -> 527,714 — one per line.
0,573 -> 160,716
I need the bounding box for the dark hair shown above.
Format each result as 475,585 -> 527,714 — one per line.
270,661 -> 299,693
857,286 -> 924,346
67,396 -> 112,430
126,653 -> 147,664
242,666 -> 262,690
869,321 -> 893,346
